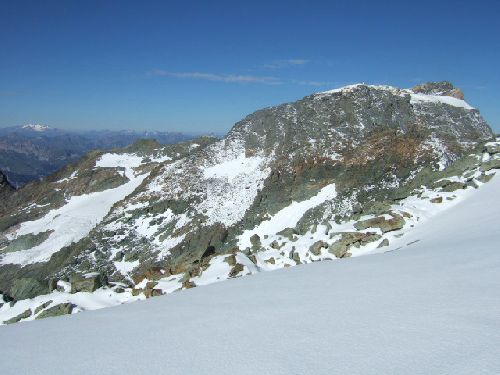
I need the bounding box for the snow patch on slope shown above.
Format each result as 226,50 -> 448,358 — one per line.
409,92 -> 474,110
0,153 -> 147,266
238,184 -> 337,249
199,146 -> 271,226
203,153 -> 265,182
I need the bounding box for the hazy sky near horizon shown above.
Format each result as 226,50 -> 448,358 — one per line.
1,0 -> 499,133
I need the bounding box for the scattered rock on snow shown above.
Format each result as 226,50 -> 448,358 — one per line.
309,240 -> 329,256
329,232 -> 382,258
354,214 -> 405,233
34,300 -> 53,314
35,303 -> 73,320
70,274 -> 105,293
4,309 -> 32,324
229,263 -> 244,278
377,238 -> 390,248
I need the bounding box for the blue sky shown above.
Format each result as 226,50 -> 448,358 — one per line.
1,0 -> 499,133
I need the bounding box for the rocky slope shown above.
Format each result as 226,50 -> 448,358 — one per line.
2,173 -> 499,374
0,125 -> 195,187
0,81 -> 498,324
0,171 -> 15,213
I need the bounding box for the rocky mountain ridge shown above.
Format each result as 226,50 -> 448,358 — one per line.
0,81 -> 498,324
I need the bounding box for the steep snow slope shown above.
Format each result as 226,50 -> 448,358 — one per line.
0,175 -> 498,374
1,153 -> 148,265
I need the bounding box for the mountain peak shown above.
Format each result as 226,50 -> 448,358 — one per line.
316,81 -> 465,101
313,82 -> 471,110
21,124 -> 51,132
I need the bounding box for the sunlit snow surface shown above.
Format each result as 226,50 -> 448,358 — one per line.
0,153 -> 147,265
1,174 -> 499,374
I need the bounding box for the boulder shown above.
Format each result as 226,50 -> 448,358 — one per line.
441,182 -> 466,193
10,278 -> 47,300
264,257 -> 276,265
276,227 -> 297,241
430,196 -> 443,204
309,240 -> 328,256
182,280 -> 196,289
229,263 -> 244,278
377,238 -> 390,248
70,274 -> 104,293
329,232 -> 382,258
432,179 -> 466,192
270,240 -> 280,249
131,288 -> 143,296
290,250 -> 301,264
250,234 -> 261,249
143,267 -> 166,281
144,288 -> 163,298
400,211 -> 412,218
35,303 -> 73,320
482,158 -> 500,171
354,214 -> 405,233
34,300 -> 53,315
4,309 -> 32,324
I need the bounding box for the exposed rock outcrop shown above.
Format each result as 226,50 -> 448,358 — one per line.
0,82 -> 495,319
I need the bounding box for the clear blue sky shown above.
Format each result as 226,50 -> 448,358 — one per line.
1,0 -> 499,133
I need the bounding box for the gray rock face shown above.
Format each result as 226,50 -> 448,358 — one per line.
9,278 -> 47,300
0,171 -> 15,213
0,82 -> 495,306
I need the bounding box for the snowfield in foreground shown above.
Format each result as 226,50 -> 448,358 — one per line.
1,177 -> 499,374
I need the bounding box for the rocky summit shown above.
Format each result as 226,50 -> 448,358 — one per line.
0,81 -> 498,324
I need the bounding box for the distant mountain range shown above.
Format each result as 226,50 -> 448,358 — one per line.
0,125 -> 203,187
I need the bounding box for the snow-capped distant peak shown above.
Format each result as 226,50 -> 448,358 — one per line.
22,124 -> 50,132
